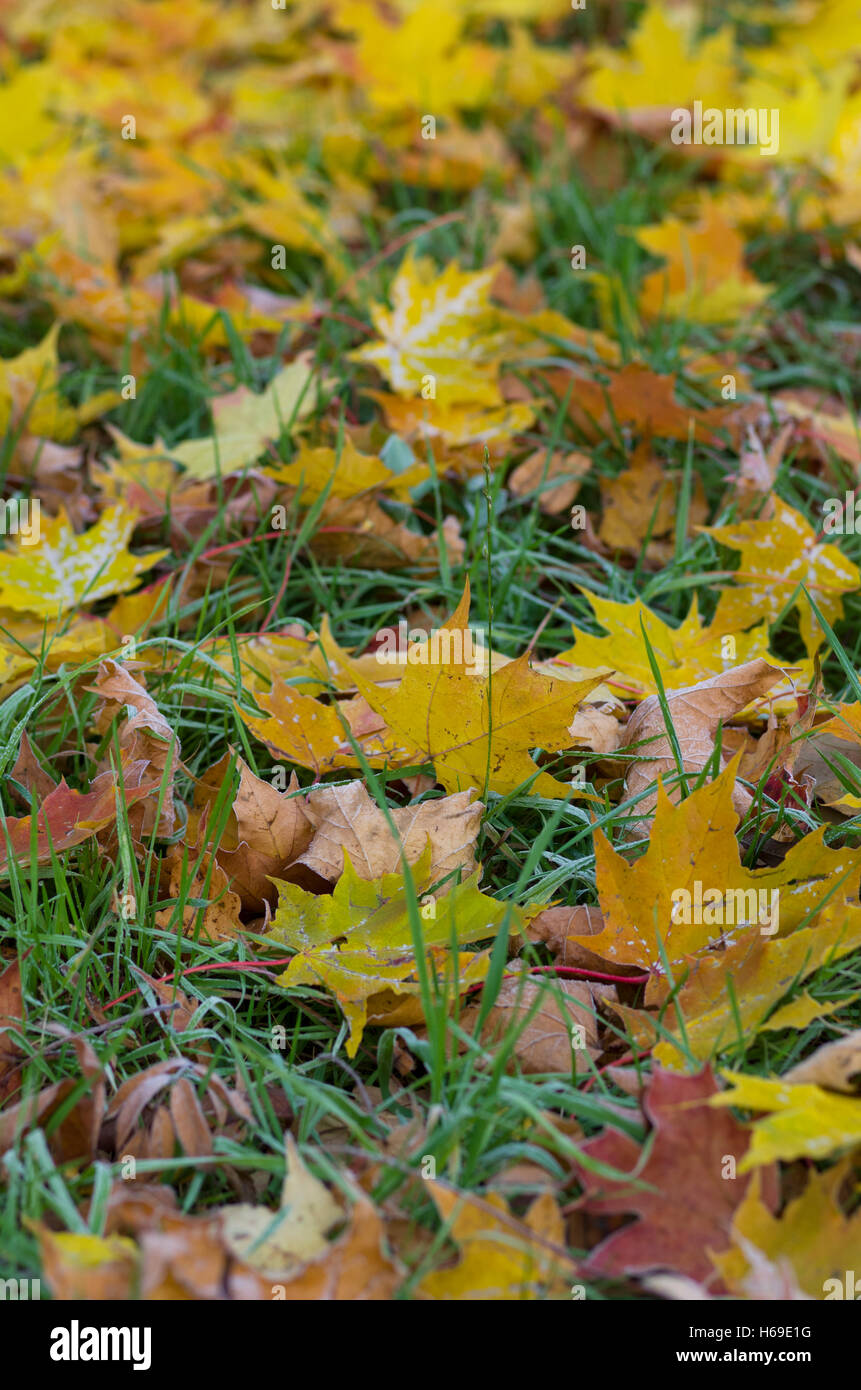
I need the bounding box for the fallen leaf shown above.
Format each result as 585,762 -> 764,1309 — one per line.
713,1164 -> 861,1299
0,506 -> 168,617
219,1135 -> 343,1275
350,250 -> 508,408
559,592 -> 805,705
298,782 -> 481,888
88,659 -> 180,838
599,444 -> 707,562
460,975 -> 603,1073
634,900 -> 861,1068
569,757 -> 861,978
0,958 -> 25,1102
267,846 -> 524,1056
355,580 -> 608,798
622,661 -> 783,833
419,1182 -> 573,1300
190,752 -> 314,910
266,434 -> 427,503
703,498 -> 860,658
760,991 -> 855,1033
508,448 -> 591,515
168,357 -> 318,479
10,731 -> 58,801
35,1230 -> 139,1301
238,684 -> 405,777
0,764 -> 156,876
155,845 -> 245,942
0,1031 -> 103,1163
782,1030 -> 861,1093
575,1067 -> 777,1287
712,1071 -> 861,1167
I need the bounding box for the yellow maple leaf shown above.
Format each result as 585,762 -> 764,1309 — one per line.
0,507 -> 168,618
419,1183 -> 572,1300
712,1072 -> 861,1167
0,63 -> 59,163
735,58 -> 850,164
235,155 -> 344,275
772,0 -> 861,72
167,357 -> 319,480
640,899 -> 861,1068
558,591 -> 808,705
581,4 -> 737,118
713,1163 -> 861,1299
267,846 -> 514,1055
634,199 -> 772,324
237,684 -> 407,777
0,324 -> 119,442
701,497 -> 860,657
354,580 -> 608,798
370,392 -> 535,450
573,757 -> 861,978
92,427 -> 179,501
0,610 -> 111,692
351,251 -> 508,407
265,435 -> 427,503
336,1 -> 497,117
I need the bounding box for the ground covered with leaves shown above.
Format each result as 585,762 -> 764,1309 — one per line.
1,0 -> 861,1302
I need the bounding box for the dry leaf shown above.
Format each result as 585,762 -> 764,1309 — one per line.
461,975 -> 604,1073
191,752 -> 314,909
156,846 -> 244,942
88,659 -> 180,837
622,659 -> 783,834
782,1031 -> 861,1093
298,782 -> 482,887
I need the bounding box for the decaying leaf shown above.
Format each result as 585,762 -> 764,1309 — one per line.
189,752 -> 314,910
630,899 -> 861,1068
508,448 -> 591,515
102,1056 -> 250,1162
219,1135 -> 343,1275
155,844 -> 244,942
0,1031 -> 103,1163
238,683 -> 406,777
88,659 -> 180,838
460,974 -> 604,1073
